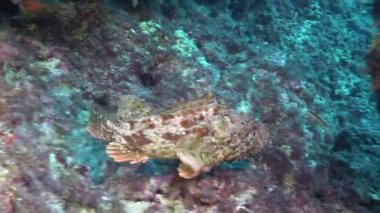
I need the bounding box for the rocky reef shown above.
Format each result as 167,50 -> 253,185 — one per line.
0,0 -> 379,212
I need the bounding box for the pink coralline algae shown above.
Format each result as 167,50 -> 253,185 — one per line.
0,42 -> 19,64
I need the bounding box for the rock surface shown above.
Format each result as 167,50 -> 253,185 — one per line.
0,0 -> 379,212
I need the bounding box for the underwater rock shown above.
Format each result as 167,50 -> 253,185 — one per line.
138,72 -> 157,87
367,0 -> 380,112
330,127 -> 380,210
0,0 -> 20,18
0,0 -> 377,212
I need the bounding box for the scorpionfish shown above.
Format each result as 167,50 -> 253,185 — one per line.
88,93 -> 270,179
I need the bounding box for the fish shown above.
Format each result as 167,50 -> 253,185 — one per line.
88,93 -> 270,179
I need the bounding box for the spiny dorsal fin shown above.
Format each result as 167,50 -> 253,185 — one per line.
160,91 -> 216,114
116,95 -> 152,122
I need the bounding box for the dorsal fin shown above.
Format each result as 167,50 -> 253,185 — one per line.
116,95 -> 152,121
160,91 -> 216,114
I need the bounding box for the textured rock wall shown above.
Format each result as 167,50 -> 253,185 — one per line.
0,0 -> 379,212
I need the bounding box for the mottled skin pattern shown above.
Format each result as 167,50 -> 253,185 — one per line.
88,94 -> 270,179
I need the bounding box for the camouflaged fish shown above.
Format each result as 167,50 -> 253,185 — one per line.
87,93 -> 270,179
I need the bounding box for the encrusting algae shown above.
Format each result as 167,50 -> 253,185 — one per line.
87,93 -> 270,179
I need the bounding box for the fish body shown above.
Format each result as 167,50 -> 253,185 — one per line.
88,94 -> 270,179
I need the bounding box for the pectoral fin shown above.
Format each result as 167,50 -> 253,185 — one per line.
175,136 -> 213,178
178,163 -> 199,179
176,149 -> 205,179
